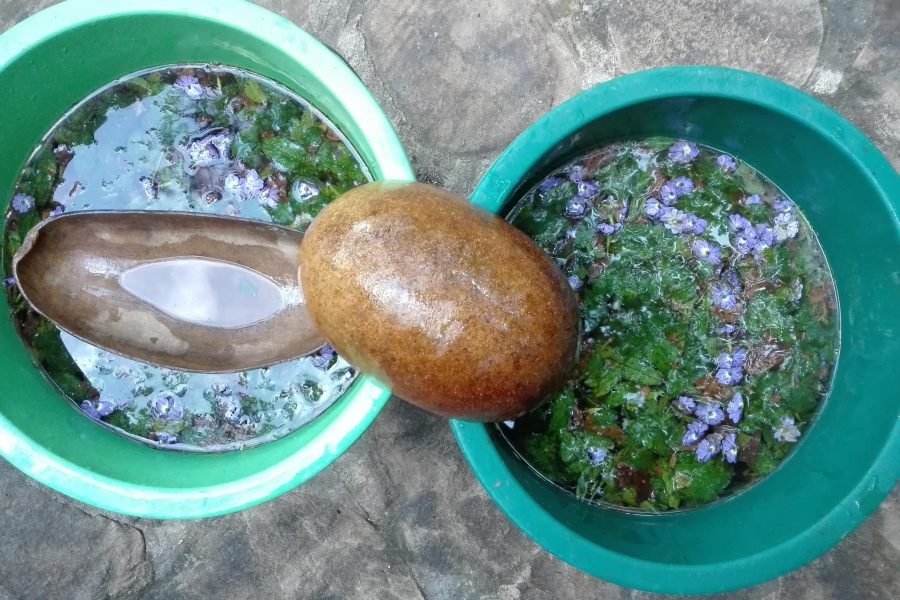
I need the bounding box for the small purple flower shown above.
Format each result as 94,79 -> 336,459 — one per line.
729,214 -> 752,232
259,186 -> 280,209
755,223 -> 775,248
719,324 -> 736,335
566,164 -> 589,182
661,208 -> 688,234
773,212 -> 799,242
224,172 -> 241,192
675,396 -> 697,413
597,222 -> 621,235
691,216 -> 708,235
567,275 -> 583,291
80,399 -> 116,420
3,276 -> 16,288
671,176 -> 694,196
538,176 -> 564,194
151,392 -> 184,422
716,154 -> 737,172
721,432 -> 738,464
691,240 -> 722,265
695,403 -> 726,426
773,416 -> 801,442
659,183 -> 679,205
577,180 -> 599,198
718,348 -> 747,370
174,75 -> 205,99
208,131 -> 233,157
716,366 -> 744,386
49,205 -> 66,217
680,213 -> 702,235
668,140 -> 699,164
682,421 -> 709,446
711,283 -> 738,310
696,433 -> 723,463
716,352 -> 732,370
644,197 -> 662,219
312,345 -> 335,369
587,447 -> 608,467
155,432 -> 178,445
185,139 -> 220,167
773,197 -> 796,214
732,228 -> 758,255
727,393 -> 744,424
746,194 -> 763,205
11,193 -> 35,214
241,169 -> 265,199
565,196 -> 589,218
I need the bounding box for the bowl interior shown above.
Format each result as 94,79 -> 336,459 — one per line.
0,1 -> 411,518
454,67 -> 899,593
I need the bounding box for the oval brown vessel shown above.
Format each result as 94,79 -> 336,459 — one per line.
13,211 -> 325,373
299,182 -> 580,421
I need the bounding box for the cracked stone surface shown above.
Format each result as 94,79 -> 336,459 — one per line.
0,0 -> 897,598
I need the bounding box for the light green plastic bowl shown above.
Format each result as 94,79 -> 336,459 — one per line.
453,67 -> 900,594
0,0 -> 412,519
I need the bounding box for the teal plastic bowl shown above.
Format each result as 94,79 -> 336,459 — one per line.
453,67 -> 899,594
0,0 -> 412,519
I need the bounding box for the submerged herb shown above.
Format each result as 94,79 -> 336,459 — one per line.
2,65 -> 369,452
502,138 -> 839,511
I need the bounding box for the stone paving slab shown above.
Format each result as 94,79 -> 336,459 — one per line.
0,1 -> 897,598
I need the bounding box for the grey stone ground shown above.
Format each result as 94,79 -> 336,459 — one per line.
1,0 -> 898,598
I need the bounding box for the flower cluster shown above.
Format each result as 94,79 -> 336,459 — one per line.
224,168 -> 280,207
554,166 -> 627,238
183,130 -> 233,173
729,206 -> 797,259
677,392 -> 743,464
643,175 -> 709,237
715,347 -> 746,386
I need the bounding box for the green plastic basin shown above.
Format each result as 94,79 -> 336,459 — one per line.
453,67 -> 899,594
0,0 -> 412,519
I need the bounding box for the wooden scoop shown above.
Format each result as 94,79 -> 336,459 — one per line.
12,211 -> 325,373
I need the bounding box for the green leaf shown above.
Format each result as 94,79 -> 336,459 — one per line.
672,454 -> 733,505
547,388 -> 577,433
242,79 -> 267,104
619,356 -> 663,386
742,293 -> 793,341
522,433 -> 570,484
584,353 -> 619,397
261,136 -> 317,177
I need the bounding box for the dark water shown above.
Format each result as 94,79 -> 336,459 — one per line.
3,65 -> 370,452
501,138 -> 840,511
